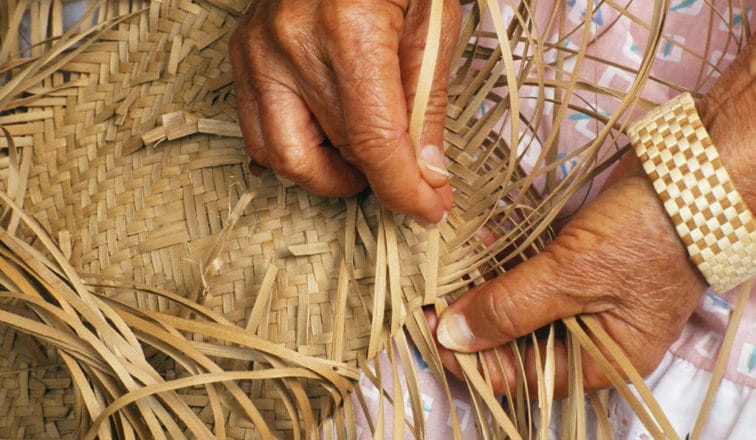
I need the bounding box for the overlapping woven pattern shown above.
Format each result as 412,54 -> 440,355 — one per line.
0,0 -> 543,436
2,0 -> 748,438
629,93 -> 756,293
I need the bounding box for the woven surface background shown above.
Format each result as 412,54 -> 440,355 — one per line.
22,2 -> 383,436
0,0 -> 714,437
1,0 -> 497,436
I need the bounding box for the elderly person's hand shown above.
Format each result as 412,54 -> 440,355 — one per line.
229,0 -> 460,225
429,40 -> 756,396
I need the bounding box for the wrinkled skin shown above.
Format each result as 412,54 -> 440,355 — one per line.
229,0 -> 460,225
231,2 -> 756,397
430,39 -> 756,397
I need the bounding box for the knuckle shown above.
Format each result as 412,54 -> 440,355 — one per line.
583,356 -> 613,390
322,3 -> 376,53
240,13 -> 264,46
268,147 -> 312,183
348,127 -> 405,168
322,4 -> 359,35
547,229 -> 610,298
483,287 -> 523,341
270,4 -> 306,55
246,147 -> 269,168
239,27 -> 269,78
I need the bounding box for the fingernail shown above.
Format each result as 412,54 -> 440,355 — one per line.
419,145 -> 450,179
437,313 -> 473,351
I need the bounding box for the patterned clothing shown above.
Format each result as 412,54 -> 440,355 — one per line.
356,1 -> 756,438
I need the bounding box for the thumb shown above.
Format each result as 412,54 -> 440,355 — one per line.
400,0 -> 461,191
326,5 -> 448,224
436,252 -> 583,353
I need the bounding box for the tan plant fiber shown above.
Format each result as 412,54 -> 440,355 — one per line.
0,0 -> 750,438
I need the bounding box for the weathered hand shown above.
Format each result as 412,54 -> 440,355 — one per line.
429,39 -> 756,397
229,0 -> 460,224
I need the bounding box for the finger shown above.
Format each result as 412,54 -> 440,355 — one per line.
429,301 -> 583,398
256,82 -> 368,196
241,26 -> 368,197
429,307 -> 600,399
430,326 -> 622,399
401,0 -> 461,191
482,338 -> 577,397
423,308 -> 467,380
485,321 -> 666,399
229,28 -> 269,167
440,340 -> 524,396
324,3 -> 447,224
435,251 -> 584,353
265,0 -> 351,149
427,307 -> 531,396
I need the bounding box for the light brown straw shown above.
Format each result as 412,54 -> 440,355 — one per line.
0,0 -> 751,438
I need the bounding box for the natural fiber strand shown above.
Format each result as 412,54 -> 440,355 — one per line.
0,0 -> 752,438
689,278 -> 754,440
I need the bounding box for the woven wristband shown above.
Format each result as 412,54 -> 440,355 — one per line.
628,92 -> 756,293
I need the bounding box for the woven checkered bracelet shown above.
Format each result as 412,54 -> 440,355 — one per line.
627,92 -> 756,293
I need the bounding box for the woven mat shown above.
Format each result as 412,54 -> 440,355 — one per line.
0,327 -> 75,439
1,1 -> 477,436
0,0 -> 651,437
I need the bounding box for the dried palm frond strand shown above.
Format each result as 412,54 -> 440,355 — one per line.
0,0 -> 752,438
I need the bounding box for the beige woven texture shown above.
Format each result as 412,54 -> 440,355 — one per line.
1,0 -> 750,438
1,0 -> 538,437
15,2 -> 391,437
629,93 -> 756,293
